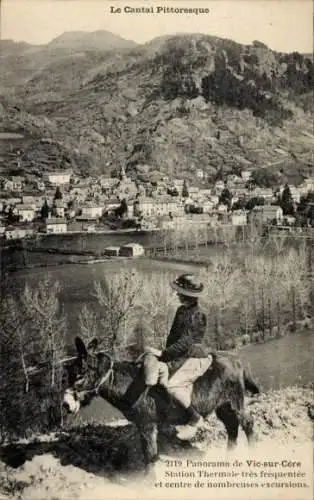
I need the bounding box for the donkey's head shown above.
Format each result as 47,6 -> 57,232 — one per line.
63,336 -> 113,414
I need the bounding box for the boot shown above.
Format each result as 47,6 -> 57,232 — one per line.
175,406 -> 205,441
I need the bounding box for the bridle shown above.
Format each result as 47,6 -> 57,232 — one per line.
76,351 -> 115,396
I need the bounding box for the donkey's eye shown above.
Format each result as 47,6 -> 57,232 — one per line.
74,377 -> 85,389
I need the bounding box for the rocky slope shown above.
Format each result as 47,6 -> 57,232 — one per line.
0,386 -> 312,499
0,32 -> 313,183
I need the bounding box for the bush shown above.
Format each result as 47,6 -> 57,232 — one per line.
250,169 -> 279,188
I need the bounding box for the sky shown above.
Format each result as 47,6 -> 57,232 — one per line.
1,0 -> 313,53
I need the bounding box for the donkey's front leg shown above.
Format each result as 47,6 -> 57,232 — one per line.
139,423 -> 159,478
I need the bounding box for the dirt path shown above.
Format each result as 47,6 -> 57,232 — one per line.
0,386 -> 313,500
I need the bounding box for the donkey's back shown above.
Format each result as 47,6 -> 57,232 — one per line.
192,351 -> 259,409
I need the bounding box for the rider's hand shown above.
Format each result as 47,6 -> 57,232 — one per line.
145,346 -> 162,357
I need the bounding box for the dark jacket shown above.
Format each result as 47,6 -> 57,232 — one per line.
159,303 -> 208,363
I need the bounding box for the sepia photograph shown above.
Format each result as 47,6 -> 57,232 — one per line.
0,0 -> 313,498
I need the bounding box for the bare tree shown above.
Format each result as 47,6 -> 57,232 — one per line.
78,303 -> 99,343
139,272 -> 178,350
270,233 -> 288,256
93,269 -> 143,356
247,221 -> 263,260
238,285 -> 255,341
0,295 -> 30,393
22,276 -> 66,388
201,255 -> 241,349
280,248 -> 309,329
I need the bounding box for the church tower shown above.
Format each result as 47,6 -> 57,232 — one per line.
120,165 -> 127,181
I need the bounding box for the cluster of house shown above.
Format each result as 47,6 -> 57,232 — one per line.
0,165 -> 313,240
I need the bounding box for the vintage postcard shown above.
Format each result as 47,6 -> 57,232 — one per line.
0,0 -> 313,499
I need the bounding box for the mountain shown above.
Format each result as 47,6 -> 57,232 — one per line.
48,30 -> 137,51
0,31 -> 137,91
0,33 -> 313,184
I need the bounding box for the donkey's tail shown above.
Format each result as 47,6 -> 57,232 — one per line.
244,370 -> 260,395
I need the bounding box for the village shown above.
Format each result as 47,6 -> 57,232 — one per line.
0,164 -> 313,245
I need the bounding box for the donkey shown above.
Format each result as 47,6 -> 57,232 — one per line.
63,336 -> 260,474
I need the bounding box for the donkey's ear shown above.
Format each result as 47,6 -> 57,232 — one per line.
75,336 -> 88,359
87,337 -> 98,351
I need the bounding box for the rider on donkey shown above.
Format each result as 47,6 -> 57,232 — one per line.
142,273 -> 211,441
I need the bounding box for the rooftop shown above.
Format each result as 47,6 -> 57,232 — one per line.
105,198 -> 121,204
44,170 -> 72,176
76,216 -> 99,221
120,243 -> 144,249
16,204 -> 36,211
253,205 -> 281,212
104,246 -> 120,251
46,218 -> 67,224
11,176 -> 25,181
83,203 -> 104,208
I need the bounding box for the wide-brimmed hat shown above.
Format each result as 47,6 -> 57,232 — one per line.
171,274 -> 204,297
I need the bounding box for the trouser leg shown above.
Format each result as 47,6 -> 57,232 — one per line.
166,358 -> 211,426
167,357 -> 211,406
157,362 -> 169,387
185,405 -> 202,425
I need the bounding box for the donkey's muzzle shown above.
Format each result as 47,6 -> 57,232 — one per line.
62,401 -> 70,413
63,389 -> 81,414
